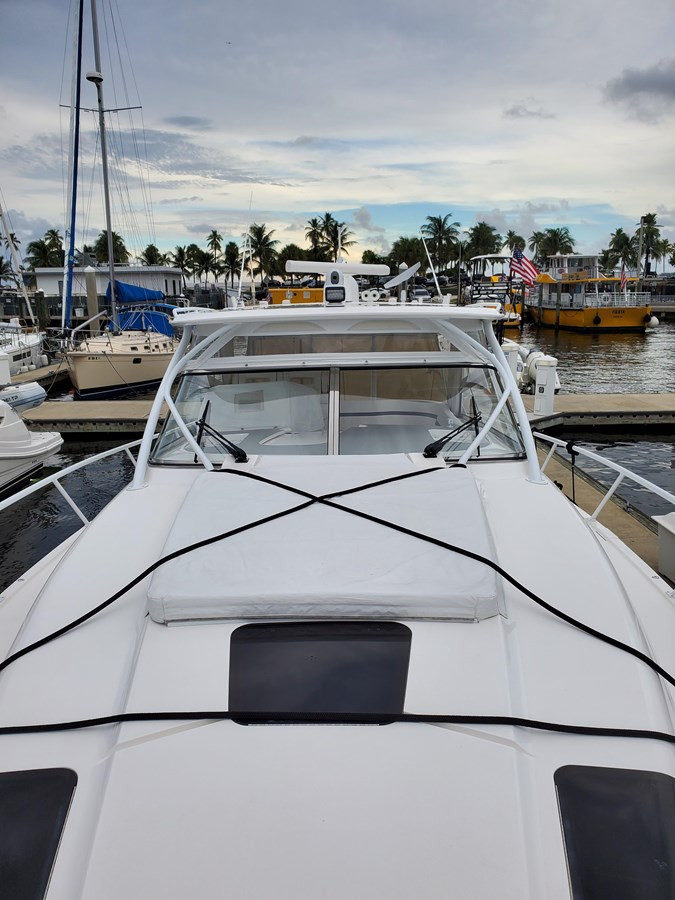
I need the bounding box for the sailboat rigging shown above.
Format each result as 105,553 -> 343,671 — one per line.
63,0 -> 179,399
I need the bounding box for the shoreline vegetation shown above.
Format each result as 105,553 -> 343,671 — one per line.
2,212 -> 673,291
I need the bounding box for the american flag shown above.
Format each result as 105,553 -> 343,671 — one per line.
510,248 -> 539,286
620,262 -> 627,292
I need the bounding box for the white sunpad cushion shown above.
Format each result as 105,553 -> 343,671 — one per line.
147,457 -> 502,623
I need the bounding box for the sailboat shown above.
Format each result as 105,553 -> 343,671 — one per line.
0,198 -> 47,373
63,0 -> 179,398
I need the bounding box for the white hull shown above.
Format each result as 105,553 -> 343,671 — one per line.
0,399 -> 62,494
0,380 -> 47,413
66,331 -> 178,397
0,327 -> 44,375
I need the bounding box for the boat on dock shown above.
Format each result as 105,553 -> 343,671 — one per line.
1,260 -> 675,897
65,286 -> 179,398
526,254 -> 658,332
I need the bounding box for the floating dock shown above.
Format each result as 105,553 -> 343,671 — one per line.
523,392 -> 675,431
13,361 -> 70,391
21,392 -> 675,436
23,399 -> 160,435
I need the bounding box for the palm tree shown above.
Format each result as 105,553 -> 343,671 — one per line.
24,238 -> 53,269
305,217 -> 328,261
608,228 -> 635,270
538,227 -> 576,259
503,230 -> 526,253
277,244 -> 306,281
139,244 -> 166,266
420,214 -> 460,272
3,232 -> 20,254
248,223 -> 279,283
388,236 -> 427,271
195,249 -> 216,285
637,212 -> 660,277
170,245 -> 189,291
652,237 -> 671,275
206,229 -> 223,259
184,243 -> 202,281
0,255 -> 16,286
597,249 -> 617,277
93,230 -> 129,264
224,241 -> 240,288
465,222 -> 502,268
528,231 -> 546,266
319,214 -> 356,260
362,249 -> 387,265
43,229 -> 65,266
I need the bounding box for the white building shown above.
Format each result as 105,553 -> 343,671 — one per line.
33,265 -> 183,300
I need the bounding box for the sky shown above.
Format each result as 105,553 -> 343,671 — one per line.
1,0 -> 675,267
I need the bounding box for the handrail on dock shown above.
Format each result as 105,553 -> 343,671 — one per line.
534,432 -> 675,521
0,438 -> 143,525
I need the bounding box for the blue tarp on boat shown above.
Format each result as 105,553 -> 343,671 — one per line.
117,309 -> 175,337
105,281 -> 174,336
106,280 -> 165,304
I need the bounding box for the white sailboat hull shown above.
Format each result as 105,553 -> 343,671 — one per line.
66,331 -> 178,397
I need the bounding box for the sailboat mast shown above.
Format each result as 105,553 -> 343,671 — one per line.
0,199 -> 36,325
62,0 -> 85,330
86,0 -> 118,329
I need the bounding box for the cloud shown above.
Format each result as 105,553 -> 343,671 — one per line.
162,116 -> 213,131
604,59 -> 675,121
0,209 -> 58,245
503,104 -> 554,120
472,200 -> 572,240
0,137 -> 64,181
350,206 -> 389,254
157,195 -> 203,205
352,206 -> 385,235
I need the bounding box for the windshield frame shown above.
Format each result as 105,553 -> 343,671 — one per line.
149,359 -> 526,466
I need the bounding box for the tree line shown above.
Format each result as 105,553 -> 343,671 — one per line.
2,210 -> 673,290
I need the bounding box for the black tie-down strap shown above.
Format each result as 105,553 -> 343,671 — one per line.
2,464 -> 675,746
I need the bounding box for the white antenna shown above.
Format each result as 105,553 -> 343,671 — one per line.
383,261 -> 420,290
238,194 -> 254,304
420,235 -> 442,298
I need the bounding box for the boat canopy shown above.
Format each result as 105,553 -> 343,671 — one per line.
117,308 -> 174,337
107,280 -> 165,304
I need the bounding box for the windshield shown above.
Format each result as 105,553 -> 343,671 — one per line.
151,364 -> 524,463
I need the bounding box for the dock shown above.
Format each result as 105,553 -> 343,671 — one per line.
523,392 -> 675,430
24,399 -> 161,435
22,392 -> 675,436
13,361 -> 70,391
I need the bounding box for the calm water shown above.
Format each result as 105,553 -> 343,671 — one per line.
0,441 -> 135,594
2,321 -> 675,589
518,319 -> 675,394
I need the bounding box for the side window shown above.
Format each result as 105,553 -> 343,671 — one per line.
555,765 -> 675,898
0,768 -> 77,899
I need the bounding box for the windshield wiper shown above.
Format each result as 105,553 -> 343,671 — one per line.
194,401 -> 248,463
422,412 -> 482,459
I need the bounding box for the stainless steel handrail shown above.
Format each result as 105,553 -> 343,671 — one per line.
534,432 -> 675,521
0,438 -> 143,524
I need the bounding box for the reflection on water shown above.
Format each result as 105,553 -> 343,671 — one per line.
0,441 -> 135,594
518,320 -> 675,394
564,438 -> 675,519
